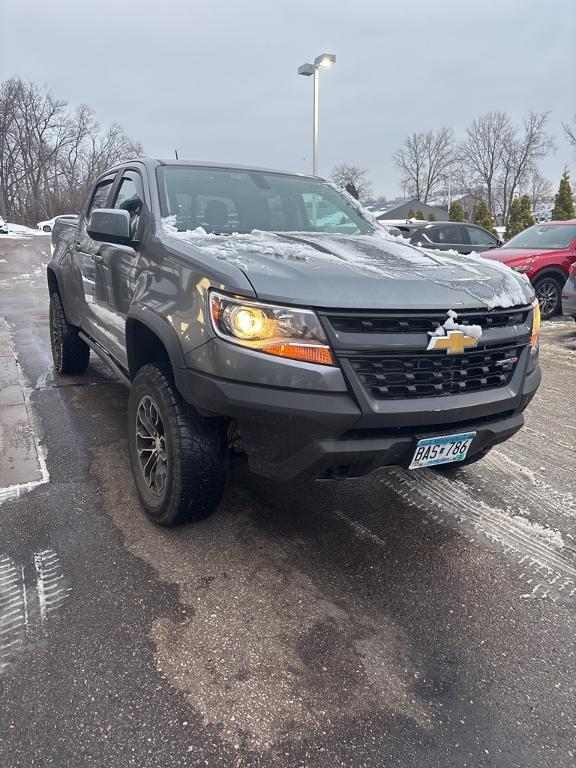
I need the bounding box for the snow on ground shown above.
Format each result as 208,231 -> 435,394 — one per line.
2,223 -> 45,238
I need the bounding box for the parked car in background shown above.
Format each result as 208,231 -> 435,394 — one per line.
0,215 -> 8,234
481,221 -> 576,319
393,221 -> 502,254
37,214 -> 77,232
560,261 -> 576,322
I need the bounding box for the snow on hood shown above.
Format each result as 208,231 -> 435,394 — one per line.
161,216 -> 321,268
161,217 -> 533,311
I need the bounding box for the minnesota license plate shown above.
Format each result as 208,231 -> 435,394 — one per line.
409,431 -> 476,469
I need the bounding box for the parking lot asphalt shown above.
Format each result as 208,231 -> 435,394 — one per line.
0,234 -> 574,768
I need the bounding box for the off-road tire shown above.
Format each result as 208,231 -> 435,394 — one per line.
49,292 -> 90,374
533,275 -> 563,319
127,363 -> 228,526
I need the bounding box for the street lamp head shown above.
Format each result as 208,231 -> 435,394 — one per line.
314,53 -> 336,68
298,63 -> 315,76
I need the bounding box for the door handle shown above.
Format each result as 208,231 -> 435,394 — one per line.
93,254 -> 103,264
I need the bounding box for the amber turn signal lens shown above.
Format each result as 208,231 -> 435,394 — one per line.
530,299 -> 541,347
262,343 -> 334,366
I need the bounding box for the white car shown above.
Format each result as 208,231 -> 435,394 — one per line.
36,214 -> 77,232
0,215 -> 8,234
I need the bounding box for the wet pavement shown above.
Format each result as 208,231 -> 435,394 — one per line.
0,233 -> 574,767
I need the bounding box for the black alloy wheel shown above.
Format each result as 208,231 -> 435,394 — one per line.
135,395 -> 169,496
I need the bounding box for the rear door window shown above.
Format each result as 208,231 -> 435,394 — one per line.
466,225 -> 497,247
426,225 -> 465,244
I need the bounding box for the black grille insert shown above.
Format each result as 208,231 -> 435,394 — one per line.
347,346 -> 522,399
327,309 -> 528,335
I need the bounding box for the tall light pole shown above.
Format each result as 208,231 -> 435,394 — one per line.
298,53 -> 336,176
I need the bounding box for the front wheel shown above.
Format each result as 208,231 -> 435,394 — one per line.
127,364 -> 228,526
42,225 -> 51,232
534,275 -> 563,319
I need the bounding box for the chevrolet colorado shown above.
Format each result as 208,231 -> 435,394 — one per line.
48,159 -> 541,526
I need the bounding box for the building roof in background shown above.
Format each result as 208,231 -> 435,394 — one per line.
376,199 -> 449,221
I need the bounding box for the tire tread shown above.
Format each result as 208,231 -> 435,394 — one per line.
128,363 -> 227,526
49,292 -> 90,374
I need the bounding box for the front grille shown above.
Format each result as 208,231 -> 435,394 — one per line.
327,309 -> 528,335
347,346 -> 521,399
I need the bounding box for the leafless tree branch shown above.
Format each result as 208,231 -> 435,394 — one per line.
0,77 -> 143,224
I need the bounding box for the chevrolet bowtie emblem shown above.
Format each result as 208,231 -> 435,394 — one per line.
427,330 -> 479,354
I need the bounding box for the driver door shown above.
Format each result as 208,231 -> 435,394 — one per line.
73,172 -> 118,341
91,170 -> 144,367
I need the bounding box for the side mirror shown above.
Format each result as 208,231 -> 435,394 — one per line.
87,208 -> 134,246
497,239 -> 504,247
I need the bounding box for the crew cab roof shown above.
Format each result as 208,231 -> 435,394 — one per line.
104,156 -> 320,181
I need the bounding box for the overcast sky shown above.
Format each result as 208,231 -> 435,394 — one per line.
3,0 -> 575,198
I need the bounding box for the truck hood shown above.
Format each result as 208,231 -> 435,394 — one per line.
164,225 -> 534,310
238,232 -> 533,310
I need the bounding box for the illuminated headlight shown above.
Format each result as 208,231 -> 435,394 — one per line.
512,265 -> 531,272
209,291 -> 334,366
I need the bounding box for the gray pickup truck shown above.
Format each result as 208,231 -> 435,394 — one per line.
48,158 -> 541,526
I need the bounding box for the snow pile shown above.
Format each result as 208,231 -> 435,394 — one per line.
429,309 -> 483,339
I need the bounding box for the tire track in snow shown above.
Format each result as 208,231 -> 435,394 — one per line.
0,556 -> 27,674
379,468 -> 576,604
478,450 -> 576,522
0,548 -> 69,675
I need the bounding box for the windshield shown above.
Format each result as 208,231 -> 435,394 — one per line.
503,223 -> 576,250
157,166 -> 375,236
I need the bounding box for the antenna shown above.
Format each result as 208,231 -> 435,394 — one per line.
174,149 -> 179,160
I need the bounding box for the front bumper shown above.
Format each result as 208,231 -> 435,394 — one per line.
174,347 -> 541,481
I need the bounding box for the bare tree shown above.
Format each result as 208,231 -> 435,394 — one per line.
331,164 -> 373,201
0,77 -> 142,225
521,170 -> 552,211
562,115 -> 576,147
392,127 -> 455,203
495,112 -> 554,224
459,111 -> 513,220
459,111 -> 553,225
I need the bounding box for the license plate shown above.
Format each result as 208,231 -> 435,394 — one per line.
409,431 -> 476,469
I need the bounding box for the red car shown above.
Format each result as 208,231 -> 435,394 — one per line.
481,220 -> 576,319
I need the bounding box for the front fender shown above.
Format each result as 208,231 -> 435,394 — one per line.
126,306 -> 186,372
